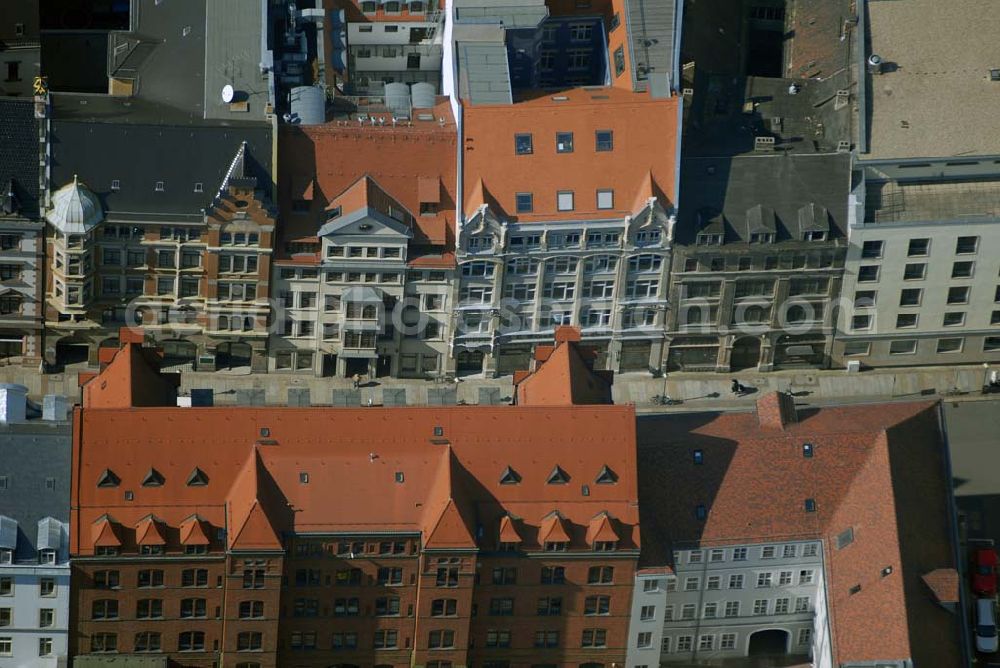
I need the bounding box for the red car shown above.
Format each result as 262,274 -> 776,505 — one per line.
972,548 -> 998,597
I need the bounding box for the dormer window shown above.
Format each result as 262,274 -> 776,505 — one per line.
141,469 -> 165,487
697,233 -> 723,245
594,465 -> 617,484
499,541 -> 519,552
186,468 -> 209,486
95,546 -> 118,556
111,179 -> 121,191
544,540 -> 568,552
593,541 -> 617,552
0,549 -> 11,564
695,504 -> 707,520
155,181 -> 165,192
546,466 -> 570,485
38,549 -> 56,564
750,233 -> 774,243
97,469 -> 120,488
804,230 -> 826,241
194,182 -> 203,193
499,466 -> 521,485
185,544 -> 208,555
693,449 -> 704,465
139,545 -> 164,556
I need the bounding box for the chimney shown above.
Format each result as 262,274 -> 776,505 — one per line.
756,391 -> 798,429
0,384 -> 28,423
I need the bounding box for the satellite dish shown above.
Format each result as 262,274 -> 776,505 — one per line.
221,84 -> 234,103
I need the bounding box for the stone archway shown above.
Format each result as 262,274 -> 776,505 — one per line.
748,628 -> 790,656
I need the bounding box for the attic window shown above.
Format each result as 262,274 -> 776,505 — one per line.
849,583 -> 862,595
395,472 -> 404,483
111,179 -> 121,191
299,472 -> 309,484
693,450 -> 703,465
141,469 -> 165,487
581,484 -> 590,497
544,540 -> 568,552
803,443 -> 814,458
499,466 -> 521,485
804,498 -> 817,512
260,427 -> 270,437
546,466 -> 570,485
326,207 -> 342,221
695,504 -> 707,520
155,181 -> 165,192
186,468 -> 209,487
835,527 -> 855,549
97,469 -> 120,488
194,182 -> 203,193
433,426 -> 444,437
124,491 -> 134,501
594,465 -> 617,484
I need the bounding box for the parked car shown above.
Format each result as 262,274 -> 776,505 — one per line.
972,548 -> 998,597
977,598 -> 999,654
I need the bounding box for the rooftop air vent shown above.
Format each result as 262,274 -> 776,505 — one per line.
867,53 -> 883,75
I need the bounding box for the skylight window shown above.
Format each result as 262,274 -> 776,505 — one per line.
804,498 -> 817,512
803,443 -> 814,458
695,504 -> 707,520
693,450 -> 703,465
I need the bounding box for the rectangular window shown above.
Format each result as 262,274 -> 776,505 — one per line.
896,313 -> 918,328
557,191 -> 574,211
952,261 -> 975,278
852,314 -> 872,331
753,599 -> 769,615
596,189 -> 614,209
728,574 -> 744,589
556,132 -> 574,153
596,130 -> 613,151
956,236 -> 979,254
614,46 -> 625,76
721,633 -> 737,650
903,263 -> 926,280
732,547 -> 748,560
857,265 -> 879,282
889,340 -> 917,355
515,192 -> 533,213
515,133 -> 533,155
861,240 -> 883,259
724,601 -> 740,617
943,312 -> 965,327
899,288 -> 922,306
908,238 -> 930,256
948,286 -> 970,304
937,338 -> 963,353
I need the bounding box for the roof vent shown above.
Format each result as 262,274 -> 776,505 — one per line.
595,465 -> 617,484
881,565 -> 893,577
260,427 -> 270,437
395,472 -> 404,483
867,53 -> 883,75
433,426 -> 444,437
581,484 -> 590,497
849,583 -> 862,595
141,468 -> 164,487
299,472 -> 309,484
546,465 -> 570,485
499,466 -> 521,485
551,95 -> 569,102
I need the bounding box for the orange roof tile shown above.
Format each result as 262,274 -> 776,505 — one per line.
538,511 -> 572,544
922,568 -> 960,605
586,511 -> 621,544
498,514 -> 524,544
91,515 -> 121,547
278,99 -> 456,251
134,515 -> 168,546
515,327 -> 613,405
179,515 -> 212,546
227,449 -> 283,552
637,401 -> 962,666
462,89 -> 678,222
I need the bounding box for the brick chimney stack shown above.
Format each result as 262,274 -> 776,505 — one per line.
756,391 -> 799,429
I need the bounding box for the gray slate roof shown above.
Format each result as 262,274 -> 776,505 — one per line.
0,421 -> 72,561
0,98 -> 40,220
676,152 -> 851,244
625,0 -> 677,92
50,120 -> 272,223
457,42 -> 513,105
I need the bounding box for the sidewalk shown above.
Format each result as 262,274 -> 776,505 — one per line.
1,360 -> 995,409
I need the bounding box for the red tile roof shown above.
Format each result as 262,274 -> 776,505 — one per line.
637,397 -> 962,666
462,88 -> 678,222
514,327 -> 613,405
278,99 -> 456,252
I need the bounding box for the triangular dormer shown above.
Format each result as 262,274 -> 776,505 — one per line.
317,175 -> 415,238
546,465 -> 570,485
135,514 -> 168,546
179,515 -> 212,546
499,466 -> 521,485
498,514 -> 524,545
186,467 -> 209,487
97,469 -> 120,488
141,468 -> 165,487
595,465 -> 618,485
